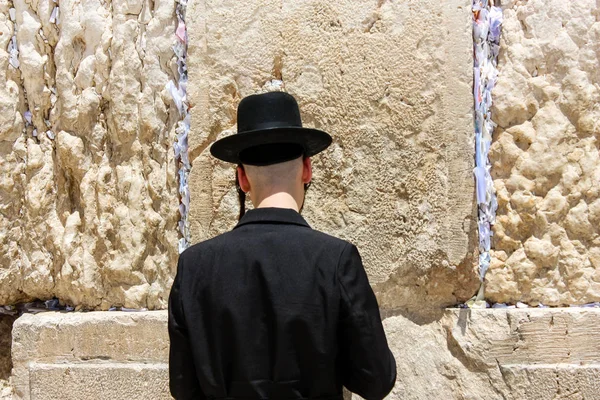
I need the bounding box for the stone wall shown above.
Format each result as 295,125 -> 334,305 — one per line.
385,308 -> 600,399
185,0 -> 480,318
11,311 -> 170,400
0,1 -> 598,314
487,0 -> 600,306
10,309 -> 600,400
1,0 -> 485,316
3,0 -> 600,399
0,0 -> 181,309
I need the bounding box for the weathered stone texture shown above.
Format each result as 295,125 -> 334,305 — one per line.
186,0 -> 480,317
487,0 -> 600,305
500,365 -> 600,400
0,0 -> 181,309
11,309 -> 600,400
11,311 -> 169,399
385,308 -> 600,400
29,363 -> 170,400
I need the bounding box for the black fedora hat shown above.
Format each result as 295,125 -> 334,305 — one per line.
210,92 -> 332,165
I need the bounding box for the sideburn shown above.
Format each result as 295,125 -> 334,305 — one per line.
299,182 -> 310,214
236,165 -> 246,221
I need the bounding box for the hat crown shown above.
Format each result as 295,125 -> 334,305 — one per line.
210,91 -> 331,164
237,92 -> 302,133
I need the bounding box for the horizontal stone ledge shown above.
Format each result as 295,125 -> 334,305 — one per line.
12,311 -> 169,364
11,308 -> 600,399
442,308 -> 600,365
500,363 -> 600,372
499,364 -> 600,399
382,308 -> 600,399
29,363 -> 170,400
11,308 -> 600,366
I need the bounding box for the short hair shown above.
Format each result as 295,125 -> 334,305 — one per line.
236,156 -> 309,220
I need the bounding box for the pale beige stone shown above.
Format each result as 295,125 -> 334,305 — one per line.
185,0 -> 479,317
500,365 -> 600,400
387,308 -> 600,399
0,381 -> 11,400
488,0 -> 600,306
11,311 -> 168,399
0,0 -> 181,309
11,309 -> 600,400
0,0 -> 27,306
29,363 -> 170,400
523,236 -> 559,268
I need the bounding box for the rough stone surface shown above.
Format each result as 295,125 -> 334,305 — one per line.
385,308 -> 600,400
0,382 -> 10,400
11,309 -> 600,400
11,311 -> 169,400
500,365 -> 600,399
0,0 -> 181,309
487,0 -> 600,305
186,0 -> 480,317
29,363 -> 170,400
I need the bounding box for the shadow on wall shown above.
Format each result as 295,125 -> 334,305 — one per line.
0,315 -> 16,382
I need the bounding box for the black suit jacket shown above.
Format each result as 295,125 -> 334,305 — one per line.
168,207 -> 396,400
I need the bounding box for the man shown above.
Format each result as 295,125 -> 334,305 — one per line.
168,91 -> 396,400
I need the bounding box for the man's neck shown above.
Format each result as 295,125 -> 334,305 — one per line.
255,192 -> 300,212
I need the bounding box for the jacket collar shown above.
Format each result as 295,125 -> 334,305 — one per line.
234,207 -> 311,229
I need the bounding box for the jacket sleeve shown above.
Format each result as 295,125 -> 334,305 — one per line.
336,243 -> 397,400
168,254 -> 205,400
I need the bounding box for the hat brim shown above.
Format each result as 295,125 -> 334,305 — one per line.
210,127 -> 332,164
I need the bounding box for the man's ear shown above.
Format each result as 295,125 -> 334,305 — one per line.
302,157 -> 312,184
237,165 -> 251,193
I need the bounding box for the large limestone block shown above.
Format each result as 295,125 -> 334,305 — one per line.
385,308 -> 600,400
488,0 -> 600,305
11,311 -> 169,400
500,365 -> 600,400
0,0 -> 182,309
29,363 -> 170,400
186,0 -> 479,316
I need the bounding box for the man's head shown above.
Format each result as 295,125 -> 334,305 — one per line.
236,155 -> 312,216
209,91 -> 332,219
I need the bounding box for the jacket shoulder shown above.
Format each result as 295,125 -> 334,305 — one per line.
303,228 -> 352,248
178,230 -> 236,260
179,226 -> 352,259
